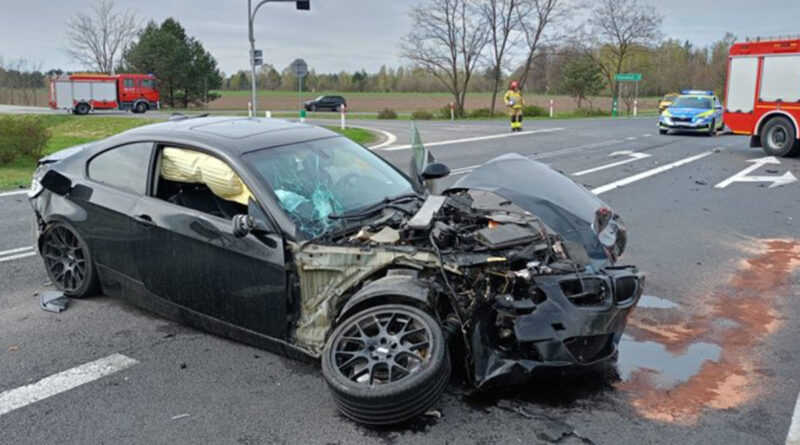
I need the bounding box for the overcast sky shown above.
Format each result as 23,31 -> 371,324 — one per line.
1,0 -> 799,75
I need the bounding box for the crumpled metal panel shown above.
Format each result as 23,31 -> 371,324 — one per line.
291,243 -> 443,353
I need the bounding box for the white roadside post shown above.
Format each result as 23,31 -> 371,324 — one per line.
549,99 -> 554,118
450,102 -> 454,121
634,79 -> 639,117
248,101 -> 253,117
265,110 -> 271,118
340,104 -> 346,130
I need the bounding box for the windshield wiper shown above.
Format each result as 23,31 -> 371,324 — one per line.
328,192 -> 423,221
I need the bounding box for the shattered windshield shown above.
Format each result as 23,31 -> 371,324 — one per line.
244,136 -> 415,237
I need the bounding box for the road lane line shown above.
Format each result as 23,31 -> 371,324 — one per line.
643,133 -> 653,137
0,353 -> 138,417
0,246 -> 34,256
591,149 -> 723,195
572,151 -> 651,176
0,190 -> 28,198
0,252 -> 37,263
356,126 -> 397,150
449,139 -> 624,176
379,127 -> 563,151
788,391 -> 800,445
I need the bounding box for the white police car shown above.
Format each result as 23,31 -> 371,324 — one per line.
658,90 -> 724,135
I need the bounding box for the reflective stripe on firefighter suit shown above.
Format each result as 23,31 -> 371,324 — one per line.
504,89 -> 524,130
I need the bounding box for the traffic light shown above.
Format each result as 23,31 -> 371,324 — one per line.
296,1 -> 309,10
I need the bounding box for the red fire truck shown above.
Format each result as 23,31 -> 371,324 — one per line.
724,37 -> 800,157
49,73 -> 160,115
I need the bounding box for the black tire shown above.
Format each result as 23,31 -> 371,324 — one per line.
322,304 -> 450,426
134,102 -> 148,114
40,222 -> 99,298
761,116 -> 800,157
659,129 -> 668,135
74,102 -> 90,115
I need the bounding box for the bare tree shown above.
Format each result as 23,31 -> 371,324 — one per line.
64,1 -> 140,74
400,0 -> 488,117
581,0 -> 662,99
516,0 -> 566,91
480,0 -> 524,116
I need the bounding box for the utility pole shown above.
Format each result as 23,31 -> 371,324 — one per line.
248,0 -> 310,117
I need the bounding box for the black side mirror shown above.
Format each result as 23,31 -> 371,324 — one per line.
40,170 -> 72,196
421,162 -> 450,180
232,214 -> 255,238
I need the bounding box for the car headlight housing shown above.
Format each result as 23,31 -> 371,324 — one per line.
28,164 -> 49,198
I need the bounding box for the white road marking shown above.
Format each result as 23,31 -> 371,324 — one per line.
358,126 -> 397,150
714,156 -> 799,189
0,252 -> 37,263
788,391 -> 800,445
449,139 -> 624,176
0,353 -> 138,417
0,246 -> 34,256
0,190 -> 28,198
625,136 -> 637,141
643,133 -> 653,137
572,150 -> 651,176
591,149 -> 723,195
379,127 -> 563,151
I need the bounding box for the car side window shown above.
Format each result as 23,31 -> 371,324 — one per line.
87,142 -> 153,195
153,146 -> 249,220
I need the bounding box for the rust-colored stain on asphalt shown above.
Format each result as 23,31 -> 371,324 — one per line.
618,239 -> 800,423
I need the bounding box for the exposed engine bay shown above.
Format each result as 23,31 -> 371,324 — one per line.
290,154 -> 643,387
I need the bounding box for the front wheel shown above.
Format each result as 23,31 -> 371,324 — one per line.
659,128 -> 668,135
40,222 -> 99,298
134,102 -> 148,114
761,116 -> 800,157
322,304 -> 451,425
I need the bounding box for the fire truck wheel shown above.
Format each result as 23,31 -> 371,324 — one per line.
761,116 -> 800,157
134,102 -> 148,114
74,103 -> 90,115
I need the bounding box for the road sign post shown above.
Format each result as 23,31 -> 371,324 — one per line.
291,58 -> 308,119
614,73 -> 642,117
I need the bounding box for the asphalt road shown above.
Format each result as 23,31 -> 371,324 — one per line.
2,116 -> 800,444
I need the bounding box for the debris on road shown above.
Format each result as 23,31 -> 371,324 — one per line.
171,413 -> 190,420
39,290 -> 69,313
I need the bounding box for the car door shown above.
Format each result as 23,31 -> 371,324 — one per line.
131,146 -> 288,338
81,141 -> 155,285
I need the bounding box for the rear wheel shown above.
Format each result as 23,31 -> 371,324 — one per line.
761,116 -> 800,157
322,304 -> 450,425
74,102 -> 90,115
40,222 -> 99,298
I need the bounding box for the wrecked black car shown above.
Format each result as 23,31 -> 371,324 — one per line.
29,117 -> 643,425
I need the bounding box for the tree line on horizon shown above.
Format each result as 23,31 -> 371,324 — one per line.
0,0 -> 738,113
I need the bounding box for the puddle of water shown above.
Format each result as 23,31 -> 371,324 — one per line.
617,334 -> 721,389
637,295 -> 679,309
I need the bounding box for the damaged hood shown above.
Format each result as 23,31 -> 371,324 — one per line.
447,153 -> 619,267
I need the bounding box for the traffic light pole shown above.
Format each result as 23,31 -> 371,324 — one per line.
248,0 -> 310,118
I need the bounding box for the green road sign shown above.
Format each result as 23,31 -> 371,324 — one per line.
615,73 -> 642,82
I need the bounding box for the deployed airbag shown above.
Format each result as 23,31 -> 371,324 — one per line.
161,147 -> 252,205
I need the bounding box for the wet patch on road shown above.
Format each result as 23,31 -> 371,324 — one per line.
618,239 -> 800,423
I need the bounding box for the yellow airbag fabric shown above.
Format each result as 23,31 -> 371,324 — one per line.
160,147 -> 252,205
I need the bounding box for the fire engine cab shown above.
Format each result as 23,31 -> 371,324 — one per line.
724,37 -> 800,157
49,73 -> 160,115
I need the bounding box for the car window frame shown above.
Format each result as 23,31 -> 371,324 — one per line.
84,141 -> 157,197
146,142 -> 277,229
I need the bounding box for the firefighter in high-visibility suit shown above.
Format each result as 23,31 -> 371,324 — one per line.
504,80 -> 524,132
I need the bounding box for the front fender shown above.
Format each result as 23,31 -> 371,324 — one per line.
336,269 -> 433,323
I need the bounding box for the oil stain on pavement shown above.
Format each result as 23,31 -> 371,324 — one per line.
618,239 -> 800,423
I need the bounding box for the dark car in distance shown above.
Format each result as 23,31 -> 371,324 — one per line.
303,95 -> 346,112
29,117 -> 643,426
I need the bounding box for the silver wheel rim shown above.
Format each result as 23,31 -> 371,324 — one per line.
331,308 -> 432,386
42,226 -> 87,292
768,126 -> 788,148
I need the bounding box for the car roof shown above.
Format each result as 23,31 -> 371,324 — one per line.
117,117 -> 338,155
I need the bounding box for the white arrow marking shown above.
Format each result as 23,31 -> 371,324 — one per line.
714,156 -> 799,189
572,150 -> 651,176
